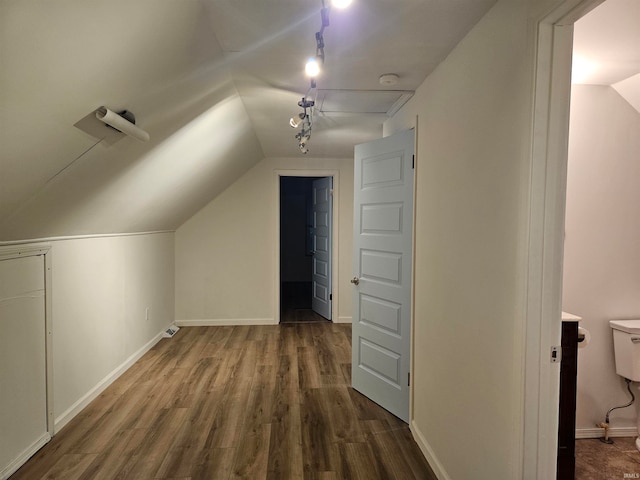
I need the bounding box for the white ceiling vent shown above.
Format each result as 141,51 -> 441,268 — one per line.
316,89 -> 414,117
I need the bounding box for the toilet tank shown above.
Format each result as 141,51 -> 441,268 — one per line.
610,320 -> 640,381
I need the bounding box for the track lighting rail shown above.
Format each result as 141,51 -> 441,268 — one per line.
289,0 -> 352,153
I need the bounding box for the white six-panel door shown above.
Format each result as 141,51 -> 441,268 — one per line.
352,129 -> 414,422
311,177 -> 333,320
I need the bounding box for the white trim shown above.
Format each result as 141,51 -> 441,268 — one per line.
273,169 -> 341,324
409,120 -> 418,429
524,1 -> 603,478
0,230 -> 174,247
576,427 -> 638,439
54,328 -> 165,432
335,316 -> 352,324
175,318 -> 277,327
0,243 -> 50,261
0,432 -> 51,480
410,420 -> 452,480
44,251 -> 54,435
524,15 -> 573,480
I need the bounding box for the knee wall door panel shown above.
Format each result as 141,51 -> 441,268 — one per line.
0,255 -> 48,479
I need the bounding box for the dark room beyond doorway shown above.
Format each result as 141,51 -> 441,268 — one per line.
280,176 -> 331,324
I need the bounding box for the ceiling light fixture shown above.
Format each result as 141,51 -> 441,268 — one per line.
96,106 -> 150,142
288,0 -> 351,153
305,57 -> 321,77
332,0 -> 352,8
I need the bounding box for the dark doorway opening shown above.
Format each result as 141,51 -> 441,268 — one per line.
280,176 -> 330,324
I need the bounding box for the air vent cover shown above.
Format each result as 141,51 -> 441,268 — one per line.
163,325 -> 180,338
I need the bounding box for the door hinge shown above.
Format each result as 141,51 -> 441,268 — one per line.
412,155 -> 415,169
408,372 -> 410,386
551,346 -> 562,363
329,293 -> 332,301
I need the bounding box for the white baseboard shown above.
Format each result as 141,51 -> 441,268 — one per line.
335,316 -> 352,324
175,318 -> 277,327
0,432 -> 51,480
54,329 -> 166,433
576,426 -> 638,439
410,420 -> 452,480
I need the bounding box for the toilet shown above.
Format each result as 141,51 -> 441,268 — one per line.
609,319 -> 640,450
610,320 -> 640,381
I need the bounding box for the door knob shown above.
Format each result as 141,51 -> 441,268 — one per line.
350,276 -> 360,285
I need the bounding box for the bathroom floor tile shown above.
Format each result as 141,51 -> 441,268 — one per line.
576,437 -> 640,480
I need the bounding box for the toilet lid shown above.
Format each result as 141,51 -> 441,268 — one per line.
610,319 -> 640,334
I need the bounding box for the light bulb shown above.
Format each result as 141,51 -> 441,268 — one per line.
332,0 -> 352,8
305,57 -> 320,77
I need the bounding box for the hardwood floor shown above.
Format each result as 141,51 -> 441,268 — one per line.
11,324 -> 436,480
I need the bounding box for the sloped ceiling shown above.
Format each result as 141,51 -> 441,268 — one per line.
572,0 -> 640,113
0,0 -> 495,241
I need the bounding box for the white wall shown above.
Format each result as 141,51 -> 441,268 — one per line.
175,157 -> 354,324
563,85 -> 640,433
384,0 -> 559,477
49,232 -> 175,429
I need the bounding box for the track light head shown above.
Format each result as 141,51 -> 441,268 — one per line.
289,113 -> 306,128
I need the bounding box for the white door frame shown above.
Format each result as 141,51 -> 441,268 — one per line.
525,1 -> 603,477
274,169 -> 340,323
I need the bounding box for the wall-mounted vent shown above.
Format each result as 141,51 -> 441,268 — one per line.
163,325 -> 180,338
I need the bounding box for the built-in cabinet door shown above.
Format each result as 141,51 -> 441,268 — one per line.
0,255 -> 49,479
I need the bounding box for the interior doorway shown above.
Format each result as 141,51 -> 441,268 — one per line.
525,0 -> 627,476
280,175 -> 333,323
562,0 -> 640,474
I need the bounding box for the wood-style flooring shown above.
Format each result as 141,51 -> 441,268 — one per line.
11,323 -> 436,480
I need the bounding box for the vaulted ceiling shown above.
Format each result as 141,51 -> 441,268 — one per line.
0,0 -> 497,240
